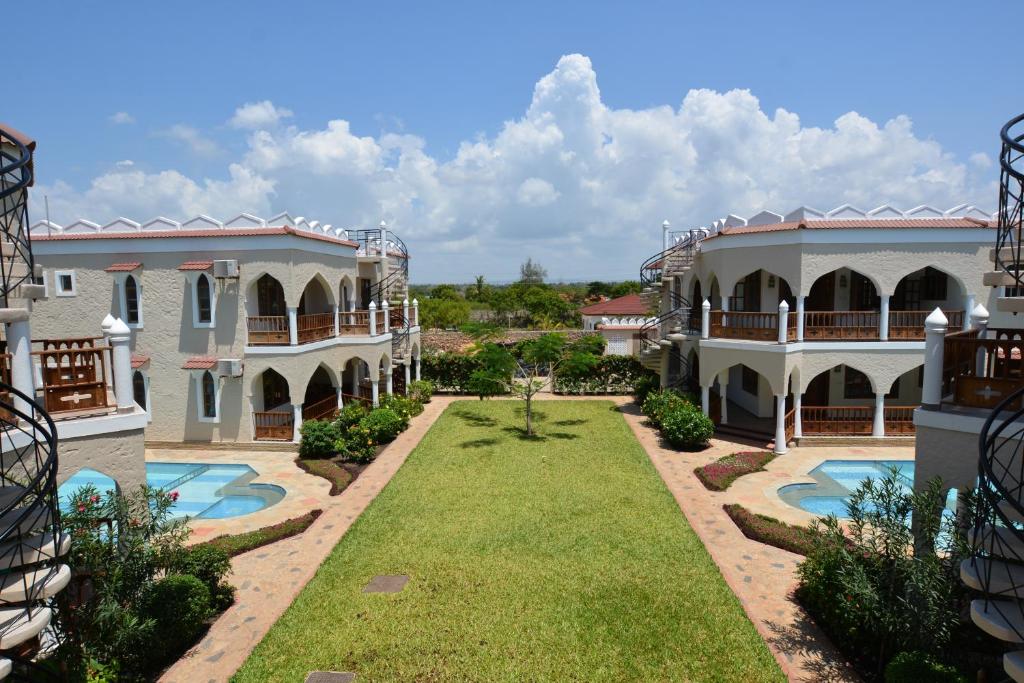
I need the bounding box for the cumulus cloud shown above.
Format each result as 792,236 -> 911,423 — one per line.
42,54 -> 997,281
109,111 -> 135,125
158,124 -> 221,157
229,101 -> 294,129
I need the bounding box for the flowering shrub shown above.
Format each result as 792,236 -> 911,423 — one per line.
723,504 -> 817,556
641,390 -> 691,429
380,392 -> 423,419
336,423 -> 378,463
334,402 -> 369,431
633,373 -> 660,406
553,355 -> 654,394
409,379 -> 434,404
659,403 -> 714,450
695,452 -> 775,491
299,419 -> 341,459
360,407 -> 406,443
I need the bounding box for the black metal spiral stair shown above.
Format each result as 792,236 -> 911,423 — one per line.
966,113 -> 1024,682
353,226 -> 413,376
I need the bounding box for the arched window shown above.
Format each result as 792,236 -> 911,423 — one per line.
201,371 -> 217,418
124,275 -> 140,324
197,274 -> 212,323
132,371 -> 147,411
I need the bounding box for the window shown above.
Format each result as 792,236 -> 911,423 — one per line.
191,272 -> 215,327
741,366 -> 759,395
124,275 -> 140,324
55,270 -> 76,297
132,371 -> 148,411
201,371 -> 217,419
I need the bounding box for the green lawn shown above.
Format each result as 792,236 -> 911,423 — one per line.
234,401 -> 783,682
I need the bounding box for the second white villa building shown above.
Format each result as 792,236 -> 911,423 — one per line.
638,203 -> 1000,453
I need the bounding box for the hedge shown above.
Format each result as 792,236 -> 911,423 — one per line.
553,355 -> 655,395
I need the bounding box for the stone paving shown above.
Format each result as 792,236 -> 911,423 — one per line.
161,395 -> 865,682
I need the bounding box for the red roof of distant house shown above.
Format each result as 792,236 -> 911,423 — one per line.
131,354 -> 150,369
579,293 -> 648,316
178,260 -> 214,271
104,262 -> 142,272
181,356 -> 218,370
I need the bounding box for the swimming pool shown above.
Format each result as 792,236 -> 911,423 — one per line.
59,462 -> 286,520
778,459 -> 949,518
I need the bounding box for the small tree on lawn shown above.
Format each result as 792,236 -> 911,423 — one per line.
465,325 -> 599,436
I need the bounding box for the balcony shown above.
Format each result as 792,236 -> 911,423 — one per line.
703,308 -> 964,343
31,337 -> 113,417
247,307 -> 410,347
941,328 -> 1024,409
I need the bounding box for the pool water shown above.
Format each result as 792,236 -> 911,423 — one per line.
59,462 -> 286,520
778,459 -> 953,519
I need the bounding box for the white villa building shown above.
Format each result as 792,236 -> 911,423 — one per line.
639,204 -> 996,454
579,293 -> 653,356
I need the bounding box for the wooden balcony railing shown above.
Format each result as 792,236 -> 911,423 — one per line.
708,311 -> 784,341
800,406 -> 873,435
32,337 -> 110,414
342,391 -> 372,408
253,410 -> 294,440
888,310 -> 964,340
247,316 -> 289,345
784,408 -> 796,443
297,313 -> 334,344
301,395 -> 338,422
883,406 -> 917,434
803,311 -> 880,340
943,328 -> 1024,409
339,310 -> 371,335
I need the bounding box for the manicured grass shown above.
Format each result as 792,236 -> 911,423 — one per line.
695,451 -> 776,491
198,509 -> 324,557
235,401 -> 783,682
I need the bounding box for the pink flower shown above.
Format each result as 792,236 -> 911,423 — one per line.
90,495 -> 100,504
77,504 -> 86,512
169,491 -> 180,502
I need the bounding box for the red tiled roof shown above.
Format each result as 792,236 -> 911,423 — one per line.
579,293 -> 649,316
178,260 -> 214,271
181,356 -> 217,370
104,261 -> 142,272
706,217 -> 991,240
32,225 -> 359,248
131,354 -> 150,369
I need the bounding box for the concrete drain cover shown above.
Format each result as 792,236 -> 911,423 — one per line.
363,574 -> 409,593
305,672 -> 355,683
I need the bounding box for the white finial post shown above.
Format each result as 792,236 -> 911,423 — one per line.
109,318 -> 135,413
921,308 -> 948,408
369,301 -> 377,336
412,298 -> 419,327
777,299 -> 790,344
662,219 -> 671,252
403,298 -> 410,326
970,303 -> 990,376
701,299 -> 711,339
382,300 -> 390,333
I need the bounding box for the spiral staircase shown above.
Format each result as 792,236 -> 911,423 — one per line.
964,113 -> 1024,681
637,230 -> 705,388
353,226 -> 413,381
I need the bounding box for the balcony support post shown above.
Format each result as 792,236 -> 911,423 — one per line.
777,300 -> 790,344
922,308 -> 949,408
371,379 -> 380,407
292,404 -> 302,443
879,295 -> 890,341
774,394 -> 788,455
700,384 -> 710,417
872,392 -> 885,437
793,393 -> 803,438
718,371 -> 729,425
369,301 -> 378,336
332,304 -> 340,337
404,362 -> 411,394
109,318 -> 135,414
287,307 -> 298,346
6,316 -> 35,415
383,300 -> 390,333
415,356 -> 421,381
351,369 -> 360,397
963,294 -> 976,331
385,366 -> 393,396
336,386 -> 344,410
701,299 -> 710,339
796,296 -> 805,341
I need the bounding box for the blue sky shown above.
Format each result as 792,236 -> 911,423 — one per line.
8,1 -> 1017,282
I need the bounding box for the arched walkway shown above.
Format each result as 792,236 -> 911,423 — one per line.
302,365 -> 339,422
252,369 -> 293,441
890,267 -> 968,336
297,277 -> 335,343
343,357 -> 373,406
803,268 -> 880,340
247,275 -> 289,345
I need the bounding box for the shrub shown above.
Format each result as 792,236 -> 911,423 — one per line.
141,574 -> 212,663
554,354 -> 653,394
695,452 -> 775,491
422,351 -> 483,392
409,379 -> 434,404
659,403 -> 714,450
884,651 -> 966,683
380,392 -> 423,419
334,402 -> 369,431
168,544 -> 234,610
201,509 -> 323,557
298,419 -> 341,459
723,504 -> 817,556
296,458 -> 352,495
633,373 -> 660,406
360,408 -> 406,443
641,390 -> 686,429
796,471 -> 971,676
337,424 -> 378,463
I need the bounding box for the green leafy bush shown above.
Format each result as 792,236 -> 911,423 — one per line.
409,379 -> 434,404
659,403 -> 714,450
168,544 -> 235,610
141,574 -> 212,663
884,651 -> 966,683
380,392 -> 423,419
723,504 -> 817,556
554,354 -> 654,395
422,351 -> 484,393
796,471 -> 971,676
334,402 -> 369,431
298,419 -> 341,459
641,389 -> 693,429
337,423 -> 378,463
360,408 -> 406,443
633,373 -> 660,406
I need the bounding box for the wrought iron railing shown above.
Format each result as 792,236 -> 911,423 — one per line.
352,228 -> 409,304
0,127 -> 35,307
993,114 -> 1024,292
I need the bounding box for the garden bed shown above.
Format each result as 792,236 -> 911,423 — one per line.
723,504 -> 816,556
695,451 -> 775,491
296,457 -> 362,495
198,509 -> 325,557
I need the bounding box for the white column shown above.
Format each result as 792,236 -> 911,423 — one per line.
382,300 -> 390,333
774,394 -> 788,455
662,219 -> 671,253
415,356 -> 421,381
971,303 -> 990,376
101,314 -> 115,391
369,301 -> 378,336
412,299 -> 419,327
700,384 -> 710,416
404,363 -> 411,394
794,393 -> 803,438
336,386 -> 344,410
922,308 -> 949,408
403,298 -> 410,326
351,368 -> 360,396
777,300 -> 790,344
963,294 -> 976,331
287,307 -> 298,346
332,304 -> 340,337
371,379 -> 380,407
109,318 -> 135,413
879,295 -> 890,341
701,299 -> 711,339
796,296 -> 806,342
872,392 -> 885,437
718,373 -> 729,425
6,317 -> 35,415
292,404 -> 302,442
386,367 -> 393,395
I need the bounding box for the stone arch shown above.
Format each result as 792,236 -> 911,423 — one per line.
301,362 -> 340,396
339,275 -> 356,312
802,265 -> 884,302
698,351 -> 786,397
893,265 -> 966,312
251,367 -> 291,411
799,360 -> 879,396
58,466 -> 120,500
299,273 -> 336,314
721,268 -> 795,312
303,365 -> 338,408
246,272 -> 288,316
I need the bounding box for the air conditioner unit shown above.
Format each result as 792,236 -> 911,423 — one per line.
213,259 -> 240,278
217,358 -> 243,378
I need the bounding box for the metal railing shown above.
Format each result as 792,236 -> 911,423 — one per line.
0,127 -> 35,306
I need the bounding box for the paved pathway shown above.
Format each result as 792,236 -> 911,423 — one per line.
159,396 -> 457,683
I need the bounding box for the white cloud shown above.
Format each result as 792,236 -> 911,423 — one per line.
115,160 -> 134,168
159,124 -> 221,157
109,112 -> 135,125
45,54 -> 997,281
229,101 -> 294,129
